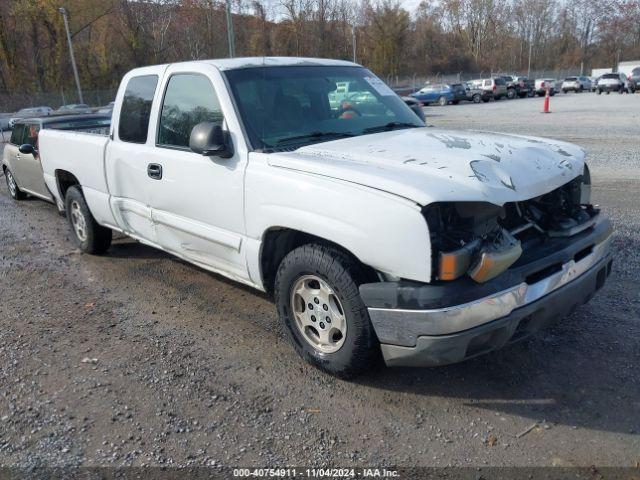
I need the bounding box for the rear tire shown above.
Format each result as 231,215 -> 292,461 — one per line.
437,96 -> 447,106
4,168 -> 26,200
274,243 -> 380,378
64,186 -> 112,254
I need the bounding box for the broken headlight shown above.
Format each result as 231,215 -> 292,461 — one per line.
424,202 -> 522,283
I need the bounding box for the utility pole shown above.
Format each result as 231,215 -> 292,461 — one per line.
225,0 -> 236,58
527,41 -> 532,78
59,7 -> 83,105
352,25 -> 356,63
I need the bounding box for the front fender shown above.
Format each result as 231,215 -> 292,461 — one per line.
245,157 -> 432,283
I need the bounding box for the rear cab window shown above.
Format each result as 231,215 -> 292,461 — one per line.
118,75 -> 159,143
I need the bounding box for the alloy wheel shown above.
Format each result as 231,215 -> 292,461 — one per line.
69,200 -> 88,242
290,275 -> 347,354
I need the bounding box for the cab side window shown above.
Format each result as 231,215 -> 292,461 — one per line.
118,75 -> 158,144
10,124 -> 25,145
157,74 -> 223,149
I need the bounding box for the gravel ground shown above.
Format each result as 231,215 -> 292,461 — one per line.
0,92 -> 638,471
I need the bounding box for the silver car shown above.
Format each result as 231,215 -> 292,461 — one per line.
561,76 -> 591,93
596,73 -> 629,94
3,115 -> 110,202
55,103 -> 93,114
7,106 -> 53,129
468,77 -> 507,100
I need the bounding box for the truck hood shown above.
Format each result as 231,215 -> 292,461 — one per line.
267,127 -> 586,206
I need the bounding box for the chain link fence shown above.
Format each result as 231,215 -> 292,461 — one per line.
0,89 -> 118,134
0,89 -> 117,115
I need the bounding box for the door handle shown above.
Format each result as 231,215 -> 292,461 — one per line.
147,163 -> 162,180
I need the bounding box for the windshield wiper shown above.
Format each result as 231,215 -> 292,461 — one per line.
276,131 -> 355,145
362,122 -> 419,134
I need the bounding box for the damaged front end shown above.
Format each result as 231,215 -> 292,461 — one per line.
424,167 -> 598,283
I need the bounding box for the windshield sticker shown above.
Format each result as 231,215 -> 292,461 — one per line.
364,76 -> 396,96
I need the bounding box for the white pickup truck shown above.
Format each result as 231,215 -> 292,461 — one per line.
38,57 -> 613,377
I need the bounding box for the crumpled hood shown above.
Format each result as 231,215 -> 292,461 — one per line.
267,128 -> 586,206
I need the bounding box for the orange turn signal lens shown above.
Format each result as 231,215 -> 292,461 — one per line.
468,242 -> 522,283
437,240 -> 479,281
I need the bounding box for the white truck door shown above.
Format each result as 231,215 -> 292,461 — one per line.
144,65 -> 249,283
105,73 -> 161,246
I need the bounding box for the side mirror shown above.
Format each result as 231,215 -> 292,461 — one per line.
19,144 -> 35,155
189,121 -> 233,159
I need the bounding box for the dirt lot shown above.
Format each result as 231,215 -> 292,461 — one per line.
0,92 -> 638,471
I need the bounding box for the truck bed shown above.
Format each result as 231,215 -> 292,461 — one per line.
39,129 -> 111,222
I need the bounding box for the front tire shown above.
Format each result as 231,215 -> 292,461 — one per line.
274,244 -> 380,378
4,168 -> 26,200
437,96 -> 447,106
64,186 -> 112,254
472,93 -> 481,103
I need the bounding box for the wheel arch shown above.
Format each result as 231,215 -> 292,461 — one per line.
54,169 -> 81,202
259,227 -> 377,296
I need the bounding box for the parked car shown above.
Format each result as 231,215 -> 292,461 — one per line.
468,77 -> 507,100
37,57 -> 612,377
589,77 -> 599,91
95,101 -> 116,114
448,83 -> 468,104
498,75 -> 519,99
410,83 -> 454,106
2,114 -> 110,202
464,82 -> 492,103
512,76 -> 534,97
56,103 -> 92,114
596,73 -> 628,94
8,106 -> 54,129
534,79 -> 556,96
626,68 -> 639,93
561,76 -> 591,93
402,96 -> 425,122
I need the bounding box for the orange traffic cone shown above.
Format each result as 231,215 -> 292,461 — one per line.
542,87 -> 551,113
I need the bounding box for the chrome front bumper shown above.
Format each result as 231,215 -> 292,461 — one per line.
363,222 -> 613,367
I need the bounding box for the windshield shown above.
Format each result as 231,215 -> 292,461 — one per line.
224,66 -> 424,151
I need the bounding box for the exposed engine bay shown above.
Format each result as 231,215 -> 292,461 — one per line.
424,169 -> 599,283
